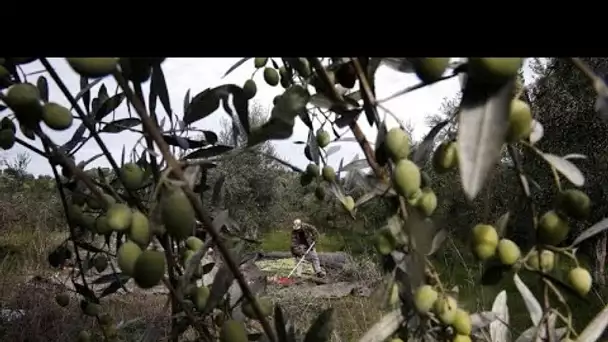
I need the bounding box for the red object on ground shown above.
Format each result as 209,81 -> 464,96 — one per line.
268,276 -> 296,286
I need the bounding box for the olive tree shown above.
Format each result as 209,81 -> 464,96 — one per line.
1,57 -> 608,342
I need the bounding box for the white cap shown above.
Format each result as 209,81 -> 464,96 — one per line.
293,219 -> 302,230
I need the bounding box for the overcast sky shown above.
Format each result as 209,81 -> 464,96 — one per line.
0,58 -> 537,176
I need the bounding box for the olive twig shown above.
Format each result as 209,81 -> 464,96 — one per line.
40,58 -> 146,213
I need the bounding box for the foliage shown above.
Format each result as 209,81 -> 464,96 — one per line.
2,57 -> 608,342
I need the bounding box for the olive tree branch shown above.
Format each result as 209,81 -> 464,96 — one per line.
113,70 -> 278,342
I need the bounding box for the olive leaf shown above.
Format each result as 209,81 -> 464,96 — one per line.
357,309 -> 404,342
75,76 -> 103,113
184,87 -> 221,124
98,84 -> 109,103
150,64 -> 172,118
572,217 -> 608,246
458,79 -> 514,200
183,89 -> 190,117
36,76 -> 48,103
162,135 -> 212,150
200,130 -> 218,145
426,228 -> 447,256
594,81 -> 608,123
274,305 -> 296,342
470,311 -> 499,332
326,145 -> 340,157
354,191 -> 377,208
94,93 -> 126,121
297,108 -> 314,130
406,210 -> 435,257
74,241 -> 105,254
100,275 -> 131,298
542,153 -> 585,187
303,308 -> 334,342
563,153 -> 587,160
529,119 -> 544,144
101,118 -> 141,133
576,303 -> 608,342
513,273 -> 542,326
61,123 -> 87,153
411,119 -> 449,165
184,85 -> 250,135
183,145 -> 233,160
222,57 -> 251,78
514,326 -> 568,342
307,130 -> 320,165
202,265 -> 234,315
495,212 -> 510,238
489,290 -> 509,342
341,158 -> 369,172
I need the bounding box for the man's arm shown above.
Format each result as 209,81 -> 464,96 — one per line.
302,222 -> 320,242
291,231 -> 303,256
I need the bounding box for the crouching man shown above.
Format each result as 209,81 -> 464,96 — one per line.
290,219 -> 326,278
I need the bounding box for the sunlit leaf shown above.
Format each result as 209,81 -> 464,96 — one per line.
489,290 -> 509,342
563,153 -> 587,160
542,153 -> 585,187
513,273 -> 542,326
529,119 -> 543,144
470,311 -> 498,332
572,217 -> 608,246
576,303 -> 608,342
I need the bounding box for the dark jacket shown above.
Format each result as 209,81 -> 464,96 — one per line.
290,223 -> 319,257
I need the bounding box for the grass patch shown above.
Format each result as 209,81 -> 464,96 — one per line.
0,228 -> 67,276
260,228 -> 374,255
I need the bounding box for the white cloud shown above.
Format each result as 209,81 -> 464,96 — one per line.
1,58 -> 535,176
